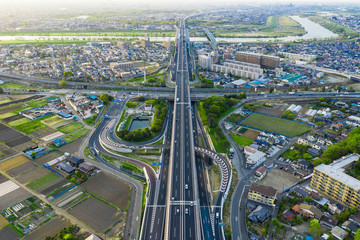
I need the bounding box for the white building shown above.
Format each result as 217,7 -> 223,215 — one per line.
198,55 -> 212,69
244,146 -> 267,168
211,60 -> 263,80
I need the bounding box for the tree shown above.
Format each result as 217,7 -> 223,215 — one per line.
100,94 -> 110,104
269,87 -> 274,94
63,70 -> 73,78
309,220 -> 322,238
59,80 -> 67,86
355,229 -> 360,240
0,87 -> 3,94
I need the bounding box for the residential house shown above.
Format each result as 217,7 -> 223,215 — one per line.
247,205 -> 271,224
320,215 -> 338,229
293,187 -> 310,198
282,209 -> 295,221
331,226 -> 348,240
57,162 -> 75,174
292,203 -> 324,219
69,156 -> 84,168
328,200 -> 346,215
254,166 -> 267,180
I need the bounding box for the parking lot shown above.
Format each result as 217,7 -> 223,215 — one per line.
259,168 -> 299,192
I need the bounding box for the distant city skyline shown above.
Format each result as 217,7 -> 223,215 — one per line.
1,0 -> 360,9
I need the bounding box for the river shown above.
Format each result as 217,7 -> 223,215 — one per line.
0,16 -> 338,43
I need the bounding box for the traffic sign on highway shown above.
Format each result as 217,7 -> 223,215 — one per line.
158,162 -> 162,166
152,162 -> 157,166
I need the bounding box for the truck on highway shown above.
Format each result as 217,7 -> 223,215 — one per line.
288,92 -> 295,95
28,89 -> 37,92
90,147 -> 99,156
229,148 -> 234,159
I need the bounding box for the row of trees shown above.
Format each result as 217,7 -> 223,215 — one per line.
149,99 -> 168,133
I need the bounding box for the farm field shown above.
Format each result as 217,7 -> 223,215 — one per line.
81,172 -> 131,210
34,151 -> 63,165
58,137 -> 84,153
15,166 -> 50,184
0,82 -> 27,89
42,115 -> 67,127
239,112 -> 311,137
0,155 -> 29,172
23,217 -> 70,240
69,197 -> 123,233
0,187 -> 32,211
0,215 -> 8,229
7,161 -> 37,176
64,128 -> 89,143
0,226 -> 19,240
57,122 -> 84,134
26,173 -> 61,191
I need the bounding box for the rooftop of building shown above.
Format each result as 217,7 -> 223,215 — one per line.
249,183 -> 277,197
315,153 -> 360,191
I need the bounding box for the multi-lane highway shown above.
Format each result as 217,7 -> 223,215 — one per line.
164,18 -> 202,240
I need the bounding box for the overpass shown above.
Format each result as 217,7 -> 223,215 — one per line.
204,28 -> 217,50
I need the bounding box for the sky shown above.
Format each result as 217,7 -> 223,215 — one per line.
0,0 -> 359,14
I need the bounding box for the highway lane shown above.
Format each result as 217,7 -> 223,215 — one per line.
166,19 -> 201,240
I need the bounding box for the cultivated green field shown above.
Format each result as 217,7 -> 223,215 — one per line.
64,128 -> 89,143
231,135 -> 254,146
26,173 -> 60,190
240,113 -> 311,137
57,122 -> 84,134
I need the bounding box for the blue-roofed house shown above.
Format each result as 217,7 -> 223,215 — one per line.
52,138 -> 66,147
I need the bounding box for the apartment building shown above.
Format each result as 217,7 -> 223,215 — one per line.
310,154 -> 360,209
211,60 -> 263,80
235,51 -> 280,69
248,183 -> 277,206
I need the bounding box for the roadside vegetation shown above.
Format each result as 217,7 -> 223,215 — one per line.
197,93 -> 246,153
313,126 -> 360,166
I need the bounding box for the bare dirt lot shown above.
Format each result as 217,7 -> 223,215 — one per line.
242,128 -> 259,140
24,217 -> 70,240
255,105 -> 286,117
0,155 -> 29,172
2,114 -> 25,123
0,187 -> 32,211
0,226 -> 19,240
81,172 -> 131,210
0,124 -> 25,143
6,135 -> 32,148
14,166 -> 50,184
0,174 -> 7,184
69,197 -> 123,233
0,144 -> 17,160
40,179 -> 69,195
260,168 -> 299,192
34,151 -> 63,166
30,126 -> 56,139
7,161 -> 37,176
0,103 -> 22,115
58,137 -> 84,153
0,215 -> 8,229
12,141 -> 36,152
